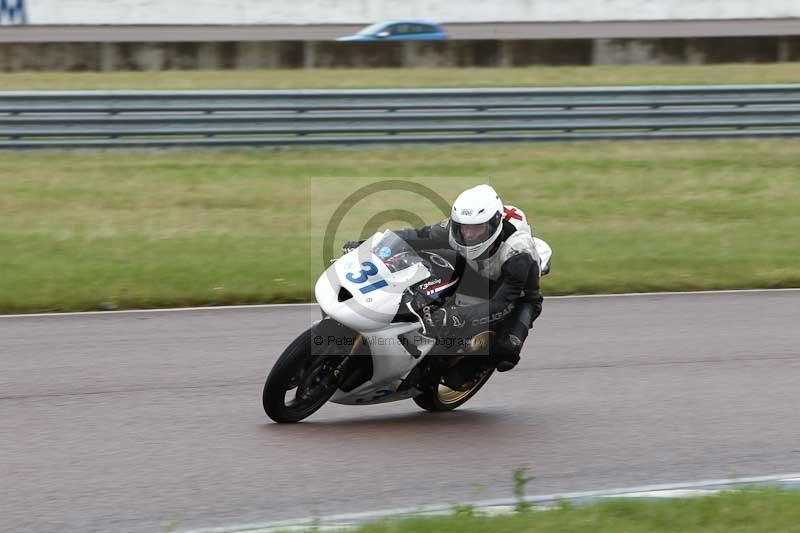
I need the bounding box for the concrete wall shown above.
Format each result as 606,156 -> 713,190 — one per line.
3,37 -> 799,71
6,0 -> 800,25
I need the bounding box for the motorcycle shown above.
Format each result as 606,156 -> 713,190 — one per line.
262,230 -> 500,423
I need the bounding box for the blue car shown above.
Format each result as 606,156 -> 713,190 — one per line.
337,20 -> 447,42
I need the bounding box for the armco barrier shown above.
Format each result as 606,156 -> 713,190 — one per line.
2,84 -> 800,149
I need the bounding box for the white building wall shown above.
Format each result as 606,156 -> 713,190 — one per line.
19,0 -> 800,25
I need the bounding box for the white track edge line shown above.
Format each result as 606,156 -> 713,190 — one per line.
1,287 -> 798,319
184,472 -> 800,533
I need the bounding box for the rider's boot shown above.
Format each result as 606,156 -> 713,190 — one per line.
493,334 -> 522,372
492,301 -> 537,372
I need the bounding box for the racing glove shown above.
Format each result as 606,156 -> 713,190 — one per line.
421,305 -> 448,329
341,240 -> 364,254
408,292 -> 452,332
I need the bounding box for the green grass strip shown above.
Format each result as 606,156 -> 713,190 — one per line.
3,62 -> 800,90
354,489 -> 800,533
1,139 -> 798,313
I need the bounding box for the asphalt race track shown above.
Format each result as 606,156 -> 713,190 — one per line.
2,290 -> 799,532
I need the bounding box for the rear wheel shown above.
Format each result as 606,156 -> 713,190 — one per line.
413,366 -> 494,412
263,328 -> 342,423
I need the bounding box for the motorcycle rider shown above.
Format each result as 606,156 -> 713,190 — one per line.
345,184 -> 547,375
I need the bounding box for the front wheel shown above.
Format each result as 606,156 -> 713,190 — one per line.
413,367 -> 494,412
263,328 -> 341,423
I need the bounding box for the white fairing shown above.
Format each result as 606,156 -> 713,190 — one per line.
329,322 -> 438,405
315,232 -> 430,332
315,231 -> 437,405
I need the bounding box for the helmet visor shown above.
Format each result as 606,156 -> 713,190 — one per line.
451,213 -> 501,247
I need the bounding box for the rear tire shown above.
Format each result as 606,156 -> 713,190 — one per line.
263,328 -> 340,423
413,368 -> 494,412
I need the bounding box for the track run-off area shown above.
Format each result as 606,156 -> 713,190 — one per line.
2,289 -> 799,532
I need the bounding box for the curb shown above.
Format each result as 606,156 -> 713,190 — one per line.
185,473 -> 800,533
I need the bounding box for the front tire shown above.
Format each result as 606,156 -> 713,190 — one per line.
413,368 -> 494,412
263,328 -> 340,423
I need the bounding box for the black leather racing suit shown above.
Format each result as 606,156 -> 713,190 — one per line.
395,218 -> 543,364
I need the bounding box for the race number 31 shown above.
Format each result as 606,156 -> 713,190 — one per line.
346,261 -> 388,294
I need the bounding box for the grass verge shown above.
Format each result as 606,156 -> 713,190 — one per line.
1,139 -> 798,313
353,489 -> 800,533
3,62 -> 800,90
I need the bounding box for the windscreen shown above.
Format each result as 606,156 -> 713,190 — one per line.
371,231 -> 423,273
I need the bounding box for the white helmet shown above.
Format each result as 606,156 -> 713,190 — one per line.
448,184 -> 504,260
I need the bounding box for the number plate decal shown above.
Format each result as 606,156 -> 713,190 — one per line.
345,261 -> 388,294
